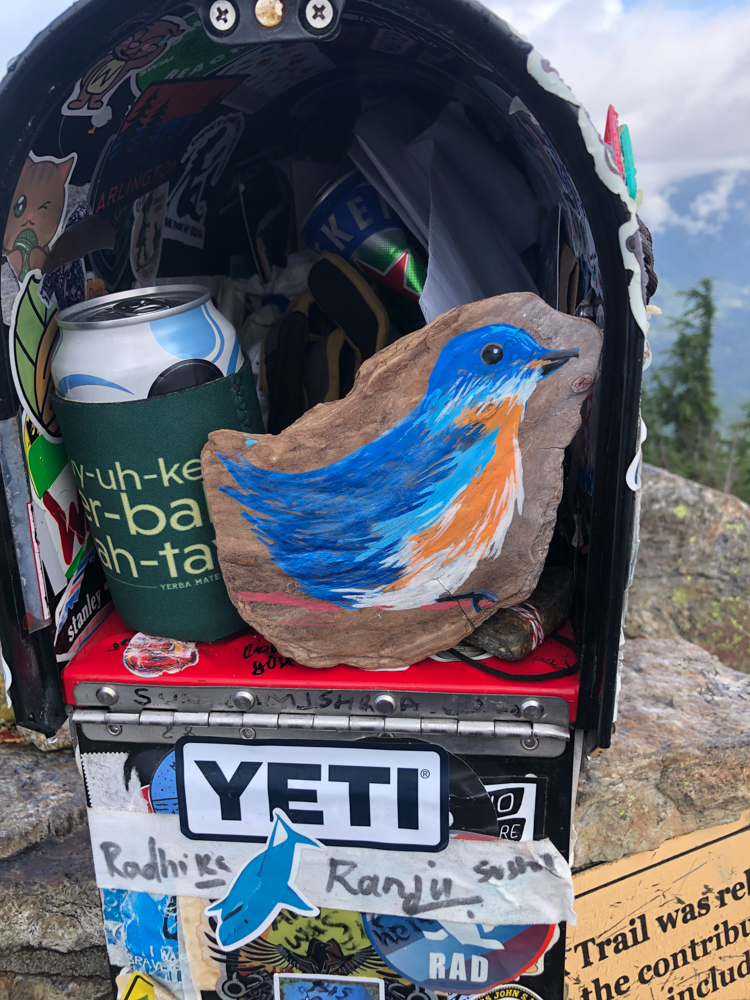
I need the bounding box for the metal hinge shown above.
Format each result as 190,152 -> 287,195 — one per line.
70,708 -> 570,741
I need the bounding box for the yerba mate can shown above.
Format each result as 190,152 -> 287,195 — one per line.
53,285 -> 243,403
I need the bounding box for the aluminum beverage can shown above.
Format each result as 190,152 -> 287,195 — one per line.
302,170 -> 426,301
52,285 -> 243,403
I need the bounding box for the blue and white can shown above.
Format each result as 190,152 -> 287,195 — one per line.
52,285 -> 243,402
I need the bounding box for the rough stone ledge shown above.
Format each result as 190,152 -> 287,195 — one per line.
625,464 -> 750,671
0,744 -> 87,860
0,827 -> 105,957
0,971 -> 111,1000
574,637 -> 750,869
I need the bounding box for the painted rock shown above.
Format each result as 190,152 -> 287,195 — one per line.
201,292 -> 602,668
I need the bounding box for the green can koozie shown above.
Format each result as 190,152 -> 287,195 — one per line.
52,364 -> 262,642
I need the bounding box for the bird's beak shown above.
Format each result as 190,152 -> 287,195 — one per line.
538,348 -> 579,377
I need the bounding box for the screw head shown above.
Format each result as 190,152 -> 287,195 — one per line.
255,0 -> 285,28
209,0 -> 238,32
521,736 -> 540,751
304,0 -> 334,29
240,727 -> 256,740
233,690 -> 256,711
374,694 -> 397,715
96,685 -> 119,706
106,723 -> 123,737
521,699 -> 544,721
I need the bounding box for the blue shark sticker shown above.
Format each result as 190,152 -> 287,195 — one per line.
206,809 -> 324,951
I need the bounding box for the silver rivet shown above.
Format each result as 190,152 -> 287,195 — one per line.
209,0 -> 238,32
96,685 -> 118,706
240,727 -> 256,740
255,0 -> 284,27
233,690 -> 256,711
304,0 -> 334,29
106,724 -> 123,737
521,699 -> 544,721
521,736 -> 540,751
374,694 -> 397,715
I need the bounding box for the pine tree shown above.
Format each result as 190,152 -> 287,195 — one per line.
642,278 -> 721,486
724,402 -> 750,503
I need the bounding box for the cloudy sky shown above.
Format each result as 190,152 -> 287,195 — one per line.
2,0 -> 749,416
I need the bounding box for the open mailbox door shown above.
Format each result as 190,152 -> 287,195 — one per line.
0,1 -> 649,997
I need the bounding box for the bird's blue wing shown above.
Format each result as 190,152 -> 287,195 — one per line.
218,394 -> 495,605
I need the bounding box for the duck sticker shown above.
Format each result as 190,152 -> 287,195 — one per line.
62,17 -> 186,126
3,153 -> 76,282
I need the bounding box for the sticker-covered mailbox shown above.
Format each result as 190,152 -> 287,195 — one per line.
0,1 -> 652,998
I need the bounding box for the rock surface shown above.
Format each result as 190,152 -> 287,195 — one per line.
0,824 -> 109,1000
625,464 -> 750,671
203,292 -> 602,668
0,744 -> 87,859
574,637 -> 750,869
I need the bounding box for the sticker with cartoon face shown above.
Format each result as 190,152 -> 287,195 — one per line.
3,153 -> 76,283
62,17 -> 187,127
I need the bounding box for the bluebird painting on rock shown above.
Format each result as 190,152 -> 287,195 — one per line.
202,293 -> 603,668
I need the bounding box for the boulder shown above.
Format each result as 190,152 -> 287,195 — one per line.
625,464 -> 750,671
574,637 -> 750,869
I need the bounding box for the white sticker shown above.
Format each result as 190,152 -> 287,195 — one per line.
177,738 -> 448,851
483,781 -> 539,843
86,809 -> 576,927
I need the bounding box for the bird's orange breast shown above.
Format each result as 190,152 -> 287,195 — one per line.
387,397 -> 524,591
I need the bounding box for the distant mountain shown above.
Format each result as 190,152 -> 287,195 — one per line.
646,171 -> 750,425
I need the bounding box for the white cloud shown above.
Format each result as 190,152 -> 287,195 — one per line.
482,0 -> 750,231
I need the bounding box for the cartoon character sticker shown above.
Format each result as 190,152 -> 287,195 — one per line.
62,18 -> 186,126
123,632 -> 199,677
3,153 -> 76,282
131,182 -> 168,285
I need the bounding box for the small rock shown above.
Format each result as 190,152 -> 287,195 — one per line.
0,744 -> 86,859
574,638 -> 750,868
16,721 -> 73,752
625,464 -> 750,671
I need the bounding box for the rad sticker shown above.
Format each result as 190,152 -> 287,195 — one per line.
123,632 -> 199,677
363,914 -> 556,993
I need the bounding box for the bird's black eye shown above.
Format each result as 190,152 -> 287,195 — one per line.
481,343 -> 503,365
